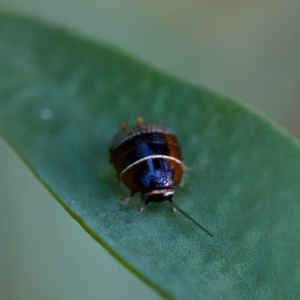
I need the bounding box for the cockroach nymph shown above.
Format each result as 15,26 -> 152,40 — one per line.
109,117 -> 213,236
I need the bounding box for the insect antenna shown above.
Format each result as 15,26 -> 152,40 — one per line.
171,201 -> 213,237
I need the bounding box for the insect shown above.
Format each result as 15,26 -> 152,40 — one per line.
109,117 -> 213,236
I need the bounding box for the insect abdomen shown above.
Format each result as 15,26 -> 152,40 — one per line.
109,124 -> 183,194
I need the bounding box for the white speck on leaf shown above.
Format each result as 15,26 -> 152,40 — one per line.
40,108 -> 53,120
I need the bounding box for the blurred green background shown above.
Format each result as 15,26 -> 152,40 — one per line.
0,1 -> 299,299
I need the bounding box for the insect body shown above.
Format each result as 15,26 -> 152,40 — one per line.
109,117 -> 213,236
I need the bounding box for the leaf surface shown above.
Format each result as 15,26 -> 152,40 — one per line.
1,14 -> 300,299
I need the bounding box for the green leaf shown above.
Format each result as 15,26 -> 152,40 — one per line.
1,13 -> 300,299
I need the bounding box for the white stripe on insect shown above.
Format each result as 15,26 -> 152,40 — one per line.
119,155 -> 184,178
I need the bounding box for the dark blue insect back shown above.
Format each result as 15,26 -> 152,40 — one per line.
109,117 -> 213,236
